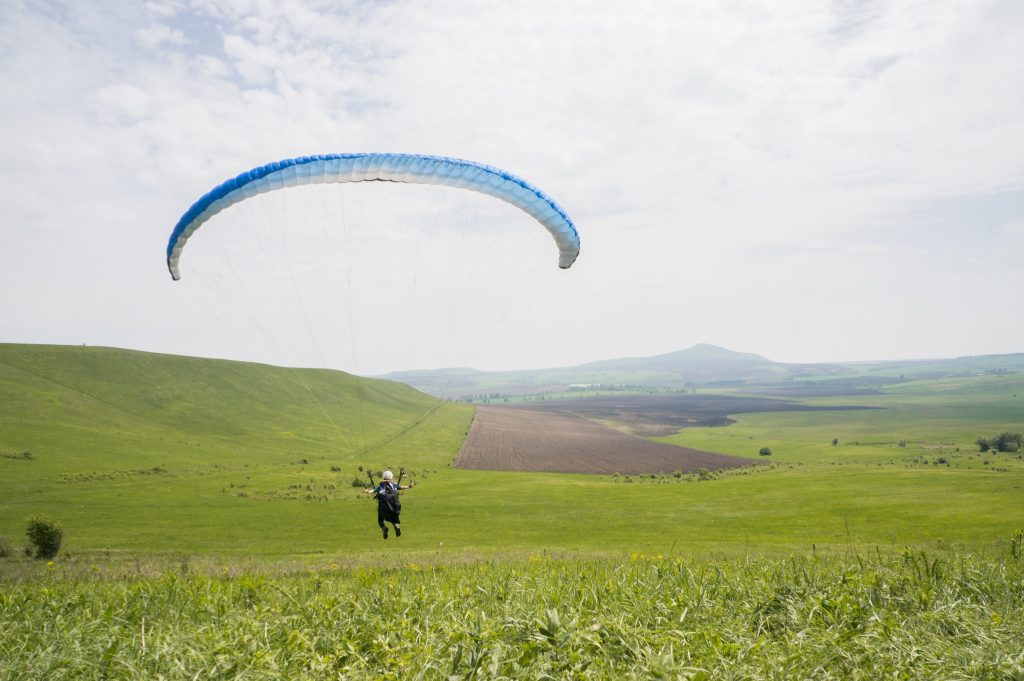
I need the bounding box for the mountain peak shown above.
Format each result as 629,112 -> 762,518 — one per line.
671,344 -> 771,363
572,343 -> 775,374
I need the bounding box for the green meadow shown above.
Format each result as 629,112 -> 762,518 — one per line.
2,344 -> 1023,560
3,344 -> 1024,678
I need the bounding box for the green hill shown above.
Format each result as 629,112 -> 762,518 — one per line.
0,343 -> 459,464
0,344 -> 473,556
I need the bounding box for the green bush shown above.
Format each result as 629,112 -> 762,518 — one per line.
759,447 -> 772,456
977,433 -> 1021,453
25,514 -> 63,559
0,536 -> 13,558
994,432 -> 1021,453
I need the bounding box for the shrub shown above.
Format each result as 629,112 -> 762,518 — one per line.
26,514 -> 63,559
993,432 -> 1021,453
0,536 -> 13,558
831,438 -> 838,446
758,447 -> 772,456
977,433 -> 1021,453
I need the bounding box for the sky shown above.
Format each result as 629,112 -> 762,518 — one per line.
1,0 -> 1022,375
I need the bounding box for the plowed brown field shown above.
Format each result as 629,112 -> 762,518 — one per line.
454,406 -> 752,474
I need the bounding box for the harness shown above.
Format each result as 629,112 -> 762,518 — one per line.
376,480 -> 401,514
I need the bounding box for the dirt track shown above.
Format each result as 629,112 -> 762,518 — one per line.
454,406 -> 752,475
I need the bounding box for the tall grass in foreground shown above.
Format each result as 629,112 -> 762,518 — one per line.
2,551 -> 1022,679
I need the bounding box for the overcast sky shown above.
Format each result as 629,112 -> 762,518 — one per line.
2,0 -> 1022,374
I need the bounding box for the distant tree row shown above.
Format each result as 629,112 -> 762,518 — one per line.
976,432 -> 1022,453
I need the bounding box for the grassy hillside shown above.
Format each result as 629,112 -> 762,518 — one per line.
0,343 -> 449,456
0,344 -> 473,556
1,344 -> 1023,561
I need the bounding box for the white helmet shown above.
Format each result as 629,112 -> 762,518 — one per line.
382,470 -> 394,480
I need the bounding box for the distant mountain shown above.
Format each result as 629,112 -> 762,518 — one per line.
373,367 -> 485,392
574,343 -> 782,379
377,344 -> 1024,398
379,343 -> 789,396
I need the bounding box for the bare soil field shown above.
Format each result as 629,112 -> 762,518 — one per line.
454,406 -> 753,474
516,394 -> 876,436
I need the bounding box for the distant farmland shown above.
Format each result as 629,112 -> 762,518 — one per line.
517,393 -> 879,436
455,405 -> 752,474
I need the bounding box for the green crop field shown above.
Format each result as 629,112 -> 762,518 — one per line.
2,344 -> 1023,678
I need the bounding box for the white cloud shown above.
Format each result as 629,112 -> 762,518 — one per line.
135,22 -> 186,50
143,1 -> 185,19
1003,219 -> 1024,235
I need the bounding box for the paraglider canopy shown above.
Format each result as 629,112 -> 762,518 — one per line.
166,153 -> 580,280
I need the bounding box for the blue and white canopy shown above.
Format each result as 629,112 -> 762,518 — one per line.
167,153 -> 580,279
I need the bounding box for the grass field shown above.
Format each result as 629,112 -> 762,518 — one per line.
3,551 -> 1023,679
2,344 -> 1023,678
2,344 -> 1023,559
